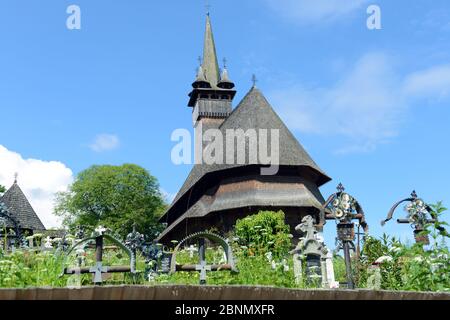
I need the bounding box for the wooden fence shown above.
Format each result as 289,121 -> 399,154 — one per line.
0,285 -> 449,300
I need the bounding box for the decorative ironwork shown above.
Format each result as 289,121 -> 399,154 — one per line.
125,225 -> 145,251
170,231 -> 238,285
61,226 -> 136,285
382,191 -> 440,245
320,183 -> 369,289
0,202 -> 25,248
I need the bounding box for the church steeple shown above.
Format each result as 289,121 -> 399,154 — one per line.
188,13 -> 236,124
202,14 -> 220,88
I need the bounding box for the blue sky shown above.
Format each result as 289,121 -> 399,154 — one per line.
0,0 -> 449,246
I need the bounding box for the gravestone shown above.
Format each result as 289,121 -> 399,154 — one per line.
291,215 -> 332,287
366,264 -> 382,290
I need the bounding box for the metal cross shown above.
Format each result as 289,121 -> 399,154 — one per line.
195,238 -> 211,284
186,244 -> 198,258
223,57 -> 227,69
205,0 -> 211,15
14,172 -> 18,183
337,183 -> 345,193
252,74 -> 258,87
95,225 -> 107,235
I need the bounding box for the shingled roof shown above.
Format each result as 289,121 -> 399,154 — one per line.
161,86 -> 331,224
0,182 -> 46,231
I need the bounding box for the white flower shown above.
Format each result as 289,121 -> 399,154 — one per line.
271,260 -> 277,270
431,263 -> 444,273
437,253 -> 448,260
282,259 -> 289,272
413,256 -> 424,262
265,252 -> 273,262
389,246 -> 402,253
375,256 -> 393,264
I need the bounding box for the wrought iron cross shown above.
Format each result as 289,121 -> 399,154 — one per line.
195,238 -> 211,284
252,74 -> 258,87
186,244 -> 198,258
90,235 -> 108,284
337,182 -> 345,193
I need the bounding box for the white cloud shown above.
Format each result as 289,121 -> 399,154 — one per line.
271,52 -> 404,153
270,53 -> 450,154
265,0 -> 368,25
0,145 -> 74,228
403,64 -> 450,99
89,134 -> 120,152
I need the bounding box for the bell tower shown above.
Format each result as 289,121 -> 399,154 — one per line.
188,14 -> 236,158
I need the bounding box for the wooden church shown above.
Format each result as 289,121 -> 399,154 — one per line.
158,14 -> 331,243
0,177 -> 46,238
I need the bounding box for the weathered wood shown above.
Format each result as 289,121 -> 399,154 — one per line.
0,286 -> 449,300
64,266 -> 131,274
175,264 -> 233,271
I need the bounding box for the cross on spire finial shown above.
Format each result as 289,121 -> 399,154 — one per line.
223,57 -> 227,69
198,56 -> 202,66
252,74 -> 258,87
14,172 -> 18,184
205,0 -> 211,16
337,183 -> 345,193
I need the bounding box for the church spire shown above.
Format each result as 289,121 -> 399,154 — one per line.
202,14 -> 220,88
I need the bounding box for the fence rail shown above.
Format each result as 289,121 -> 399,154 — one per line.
0,285 -> 449,300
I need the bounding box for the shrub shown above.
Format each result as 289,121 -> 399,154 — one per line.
234,210 -> 292,258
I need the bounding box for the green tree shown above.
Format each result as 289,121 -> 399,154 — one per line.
54,164 -> 167,239
0,185 -> 5,195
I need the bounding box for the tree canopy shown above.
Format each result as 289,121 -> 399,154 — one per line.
54,164 -> 167,239
0,185 -> 5,195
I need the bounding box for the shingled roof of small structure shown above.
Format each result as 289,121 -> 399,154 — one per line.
0,182 -> 46,231
169,86 -> 331,207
